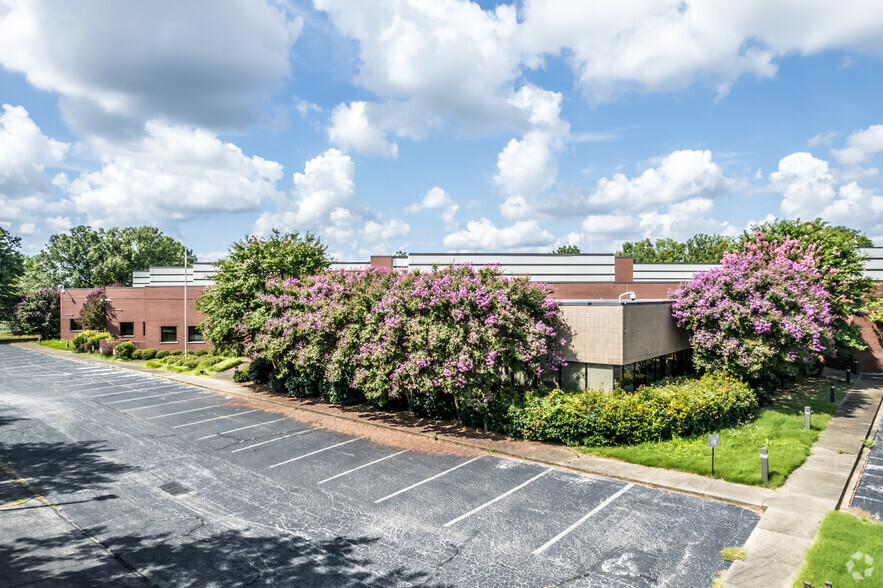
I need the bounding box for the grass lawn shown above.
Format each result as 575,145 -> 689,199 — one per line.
793,511 -> 883,587
38,339 -> 69,350
0,332 -> 38,341
581,378 -> 852,488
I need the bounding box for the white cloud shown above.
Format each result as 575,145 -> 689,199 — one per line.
831,124 -> 883,167
0,104 -> 69,223
328,101 -> 399,158
405,186 -> 458,227
519,1 -> 883,102
0,0 -> 301,135
443,218 -> 555,251
587,150 -> 729,212
769,152 -> 836,218
43,216 -> 72,232
808,131 -> 838,147
60,121 -> 283,228
495,85 -> 570,220
363,218 -> 410,242
18,222 -> 36,235
581,214 -> 640,236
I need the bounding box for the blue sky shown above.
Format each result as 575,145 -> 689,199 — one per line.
2,0 -> 883,261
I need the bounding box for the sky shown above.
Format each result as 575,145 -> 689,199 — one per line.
2,0 -> 883,262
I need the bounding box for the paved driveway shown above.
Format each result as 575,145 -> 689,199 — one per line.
0,345 -> 759,586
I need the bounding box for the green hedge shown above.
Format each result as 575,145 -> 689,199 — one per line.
509,374 -> 758,446
71,330 -> 112,353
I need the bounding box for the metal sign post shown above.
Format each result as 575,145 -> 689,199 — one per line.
708,434 -> 719,475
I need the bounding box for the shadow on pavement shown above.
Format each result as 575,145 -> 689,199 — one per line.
0,440 -> 138,496
0,524 -> 448,587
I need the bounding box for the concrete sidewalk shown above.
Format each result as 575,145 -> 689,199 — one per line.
15,343 -> 883,586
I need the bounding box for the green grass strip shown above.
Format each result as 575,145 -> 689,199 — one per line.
793,511 -> 883,587
581,378 -> 851,488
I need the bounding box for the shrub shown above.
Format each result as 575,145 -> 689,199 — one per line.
70,329 -> 111,353
140,348 -> 157,360
169,350 -> 183,356
182,357 -> 200,369
508,374 -> 758,447
145,360 -> 162,368
232,368 -> 249,383
192,350 -> 209,357
155,350 -> 169,359
212,357 -> 242,372
115,341 -> 135,360
247,357 -> 274,385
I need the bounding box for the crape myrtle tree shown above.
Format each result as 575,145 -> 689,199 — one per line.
737,218 -> 873,357
672,234 -> 835,388
79,286 -> 109,330
12,288 -> 60,339
243,265 -> 568,420
196,231 -> 330,353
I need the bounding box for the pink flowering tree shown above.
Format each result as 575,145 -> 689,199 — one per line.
243,265 -> 567,417
671,234 -> 835,386
79,286 -> 108,331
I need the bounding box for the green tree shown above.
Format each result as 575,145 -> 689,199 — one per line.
618,234 -> 735,263
0,228 -> 25,322
554,244 -> 581,254
738,217 -> 874,356
22,225 -> 194,289
195,231 -> 330,353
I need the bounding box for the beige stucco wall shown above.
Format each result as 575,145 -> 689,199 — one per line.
559,301 -> 689,366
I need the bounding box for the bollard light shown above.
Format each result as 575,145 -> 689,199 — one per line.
846,368 -> 851,384
760,447 -> 769,483
829,384 -> 835,403
853,358 -> 860,376
804,406 -> 811,430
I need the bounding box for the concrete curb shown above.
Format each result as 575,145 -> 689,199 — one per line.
17,342 -> 774,510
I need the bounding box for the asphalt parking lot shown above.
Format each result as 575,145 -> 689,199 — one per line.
853,407 -> 883,521
0,345 -> 759,586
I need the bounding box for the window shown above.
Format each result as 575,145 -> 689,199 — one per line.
120,322 -> 134,337
187,326 -> 204,343
70,319 -> 82,332
160,326 -> 177,343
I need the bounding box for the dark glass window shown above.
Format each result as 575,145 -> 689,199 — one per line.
160,326 -> 177,343
120,322 -> 134,337
187,326 -> 204,343
70,319 -> 82,331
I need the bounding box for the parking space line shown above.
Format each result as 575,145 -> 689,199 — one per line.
230,429 -> 312,453
318,450 -> 409,485
268,438 -> 360,469
170,410 -> 260,429
532,483 -> 633,555
199,417 -> 289,440
374,456 -> 484,504
144,404 -> 227,420
122,396 -> 207,412
443,468 -> 552,528
79,387 -> 130,398
105,390 -> 193,404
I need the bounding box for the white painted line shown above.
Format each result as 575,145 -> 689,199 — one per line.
230,429 -> 311,453
171,410 -> 260,429
532,483 -> 633,555
105,390 -> 194,404
268,438 -> 360,469
122,397 -> 207,412
144,404 -> 227,420
199,417 -> 289,440
374,456 -> 484,504
80,387 -> 130,398
318,450 -> 409,485
443,468 -> 553,528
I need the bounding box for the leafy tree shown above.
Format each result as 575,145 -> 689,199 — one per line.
196,231 -> 330,353
672,234 -> 835,388
738,218 -> 873,355
618,234 -> 735,263
11,288 -> 60,339
79,287 -> 108,330
0,228 -> 25,322
554,244 -> 581,254
22,225 -> 193,289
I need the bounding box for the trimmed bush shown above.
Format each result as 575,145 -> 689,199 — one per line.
155,350 -> 170,359
145,360 -> 162,368
247,357 -> 274,385
140,348 -> 157,360
232,368 -> 249,383
212,357 -> 242,372
115,341 -> 135,360
192,350 -> 209,357
70,330 -> 112,353
508,374 -> 758,447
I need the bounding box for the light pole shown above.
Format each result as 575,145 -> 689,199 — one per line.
184,249 -> 188,359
